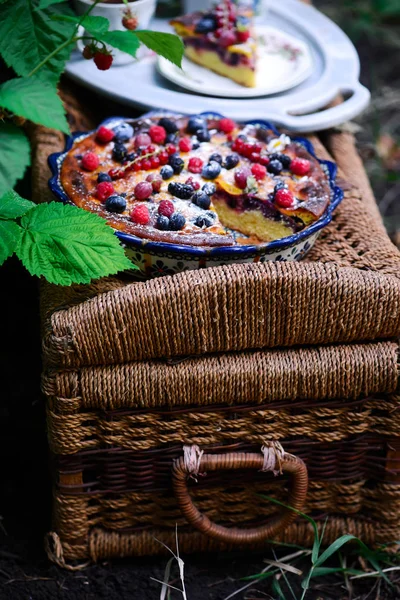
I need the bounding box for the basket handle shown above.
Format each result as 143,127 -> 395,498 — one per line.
172,446 -> 308,544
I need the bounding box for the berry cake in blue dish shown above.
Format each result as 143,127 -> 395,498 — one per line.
48,112 -> 343,278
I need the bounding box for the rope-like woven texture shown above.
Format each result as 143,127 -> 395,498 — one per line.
52,478 -> 400,561
48,395 -> 400,456
43,341 -> 399,411
54,435 -> 400,494
42,260 -> 400,368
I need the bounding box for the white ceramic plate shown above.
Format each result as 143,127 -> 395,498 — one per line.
64,0 -> 370,131
157,25 -> 313,98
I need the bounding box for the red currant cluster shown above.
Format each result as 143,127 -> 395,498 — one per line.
213,0 -> 250,47
82,44 -> 113,71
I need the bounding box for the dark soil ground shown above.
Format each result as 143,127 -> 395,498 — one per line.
1,2 -> 400,598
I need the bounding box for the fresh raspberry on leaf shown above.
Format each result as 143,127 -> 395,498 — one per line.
93,51 -> 113,71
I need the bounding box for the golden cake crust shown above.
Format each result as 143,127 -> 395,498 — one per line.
60,115 -> 331,248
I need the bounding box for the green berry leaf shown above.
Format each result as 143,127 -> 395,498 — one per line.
0,0 -> 76,82
134,30 -> 184,67
53,14 -> 109,36
101,30 -> 141,56
0,220 -> 22,266
0,190 -> 36,220
0,77 -> 69,134
0,123 -> 31,198
17,202 -> 134,285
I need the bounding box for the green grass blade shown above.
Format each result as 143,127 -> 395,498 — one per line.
310,567 -> 364,578
259,495 -> 320,564
314,534 -> 357,567
271,577 -> 286,600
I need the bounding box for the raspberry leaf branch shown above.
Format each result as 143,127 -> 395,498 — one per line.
0,191 -> 134,284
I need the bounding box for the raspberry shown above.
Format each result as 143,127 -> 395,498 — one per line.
236,30 -> 250,43
81,152 -> 99,171
150,155 -> 160,169
158,150 -> 169,165
146,173 -> 162,192
134,181 -> 153,200
82,45 -> 94,60
96,181 -> 115,201
179,137 -> 192,152
166,144 -> 177,155
188,157 -> 203,173
219,30 -> 237,47
218,118 -> 235,134
96,126 -> 115,144
234,166 -> 251,189
274,188 -> 294,208
93,52 -> 113,71
122,12 -> 139,30
251,163 -> 266,180
149,125 -> 167,144
135,133 -> 152,149
185,177 -> 200,190
158,199 -> 175,218
290,158 -> 311,176
131,204 -> 150,225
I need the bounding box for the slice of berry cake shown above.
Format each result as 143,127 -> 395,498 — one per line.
59,114 -> 331,247
170,0 -> 257,88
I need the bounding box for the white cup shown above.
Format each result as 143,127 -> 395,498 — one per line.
73,0 -> 157,64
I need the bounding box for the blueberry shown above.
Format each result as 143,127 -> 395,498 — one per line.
274,181 -> 288,193
187,115 -> 207,134
168,182 -> 193,200
267,159 -> 283,175
236,134 -> 247,143
165,133 -> 178,144
192,191 -> 211,210
269,153 -> 291,169
168,155 -> 184,174
196,128 -> 211,142
160,165 -> 174,180
223,153 -> 240,169
158,117 -> 178,134
112,143 -> 127,163
156,215 -> 170,230
126,152 -> 138,162
105,195 -> 127,213
113,122 -> 133,143
209,153 -> 223,164
194,214 -> 214,228
97,172 -> 112,183
202,182 -> 216,195
202,161 -> 221,180
191,141 -> 200,150
169,213 -> 186,230
195,16 -> 217,34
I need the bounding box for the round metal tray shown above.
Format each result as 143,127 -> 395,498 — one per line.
65,0 -> 370,131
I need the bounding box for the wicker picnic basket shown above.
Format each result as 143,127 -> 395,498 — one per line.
36,86 -> 400,567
